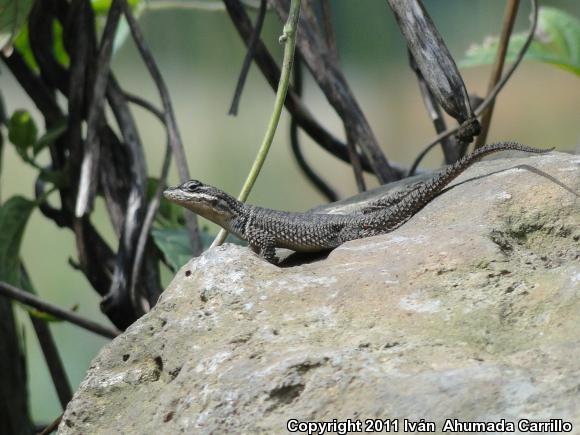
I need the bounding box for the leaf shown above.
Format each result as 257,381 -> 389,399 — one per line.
151,227 -> 195,271
91,0 -> 141,14
0,196 -> 36,286
460,7 -> 580,76
33,120 -> 66,156
12,24 -> 37,70
52,19 -> 70,68
0,0 -> 34,52
8,109 -> 37,151
152,226 -> 246,272
13,19 -> 70,72
7,112 -> 66,172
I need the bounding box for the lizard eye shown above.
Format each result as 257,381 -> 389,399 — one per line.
183,180 -> 202,192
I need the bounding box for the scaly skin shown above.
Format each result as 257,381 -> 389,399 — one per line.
164,142 -> 552,263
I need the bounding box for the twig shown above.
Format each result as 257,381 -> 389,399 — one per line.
408,49 -> 459,163
345,127 -> 367,192
71,217 -> 116,298
104,77 -> 150,327
408,0 -> 537,175
19,264 -> 73,409
5,21 -> 117,309
125,92 -> 164,120
122,92 -> 175,317
388,0 -> 474,129
222,0 -> 408,179
306,0 -> 364,191
1,51 -> 63,125
75,0 -> 122,217
474,0 -> 520,148
39,413 -> 63,435
312,0 -> 365,191
320,0 -> 338,62
290,55 -> 338,201
271,0 -> 395,182
30,318 -> 72,409
66,0 -> 91,183
212,0 -> 302,247
0,281 -> 121,339
120,0 -> 203,255
229,0 -> 267,115
130,143 -> 172,315
28,1 -> 68,93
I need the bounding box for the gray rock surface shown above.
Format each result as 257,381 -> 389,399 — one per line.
59,152 -> 580,434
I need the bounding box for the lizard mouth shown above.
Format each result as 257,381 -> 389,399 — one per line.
162,187 -> 221,214
162,187 -> 199,206
162,187 -> 180,201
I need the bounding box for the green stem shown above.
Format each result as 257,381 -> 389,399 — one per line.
211,0 -> 302,248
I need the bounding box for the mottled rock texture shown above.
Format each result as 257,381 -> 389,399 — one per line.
59,152 -> 579,434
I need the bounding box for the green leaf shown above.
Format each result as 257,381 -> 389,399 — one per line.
151,227 -> 195,271
460,7 -> 580,76
8,109 -> 37,156
33,121 -> 66,156
152,226 -> 246,272
52,19 -> 70,68
7,111 -> 66,172
13,19 -> 70,72
12,24 -> 37,70
0,0 -> 34,52
0,196 -> 36,286
91,0 -> 141,13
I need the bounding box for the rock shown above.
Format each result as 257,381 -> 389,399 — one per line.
59,152 -> 580,434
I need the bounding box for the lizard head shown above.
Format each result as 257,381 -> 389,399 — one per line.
163,180 -> 244,229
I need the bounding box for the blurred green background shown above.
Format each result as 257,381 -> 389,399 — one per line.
1,0 -> 579,424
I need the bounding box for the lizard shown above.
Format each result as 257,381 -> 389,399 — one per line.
163,142 -> 552,264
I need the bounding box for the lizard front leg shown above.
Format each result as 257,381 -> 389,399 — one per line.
247,228 -> 278,264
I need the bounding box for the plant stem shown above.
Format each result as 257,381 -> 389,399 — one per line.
120,0 -> 203,255
408,0 -> 537,175
212,0 -> 302,247
474,0 -> 520,148
0,281 -> 121,339
228,0 -> 268,116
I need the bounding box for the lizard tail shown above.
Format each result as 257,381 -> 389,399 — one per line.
381,141 -> 553,229
420,141 -> 552,201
